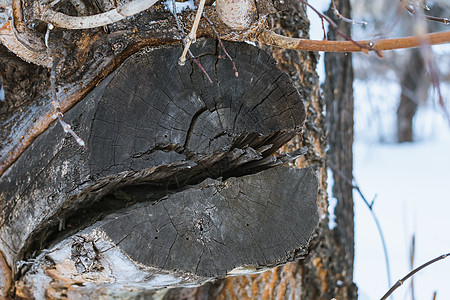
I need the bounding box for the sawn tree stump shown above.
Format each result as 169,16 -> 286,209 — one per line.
0,39 -> 318,298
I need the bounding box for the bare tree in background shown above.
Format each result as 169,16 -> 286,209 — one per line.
397,48 -> 429,142
351,0 -> 449,142
397,3 -> 448,142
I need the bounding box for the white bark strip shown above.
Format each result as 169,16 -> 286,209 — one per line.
36,0 -> 159,29
0,21 -> 51,67
216,0 -> 256,31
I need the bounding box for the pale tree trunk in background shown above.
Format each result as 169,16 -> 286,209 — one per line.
164,0 -> 358,299
396,3 -> 445,143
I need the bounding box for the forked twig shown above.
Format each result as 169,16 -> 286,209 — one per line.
331,0 -> 367,27
329,164 -> 392,292
202,13 -> 238,77
50,55 -> 85,146
299,0 -> 381,56
380,253 -> 450,300
171,0 -> 212,83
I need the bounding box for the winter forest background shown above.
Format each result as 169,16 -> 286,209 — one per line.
308,0 -> 450,299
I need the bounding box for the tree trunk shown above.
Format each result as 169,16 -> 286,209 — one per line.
324,0 -> 356,294
0,0 -> 357,298
2,37 -> 320,298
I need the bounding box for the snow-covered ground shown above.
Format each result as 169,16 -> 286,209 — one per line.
354,80 -> 450,300
308,2 -> 450,299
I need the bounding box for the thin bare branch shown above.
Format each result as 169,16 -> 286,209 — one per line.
190,55 -> 213,83
50,57 -> 85,146
409,234 -> 415,300
299,0 -> 381,56
404,4 -> 450,25
202,13 -> 238,77
36,0 -> 159,29
381,253 -> 450,300
179,0 -> 206,65
171,0 -> 212,83
258,29 -> 450,53
328,164 -> 393,292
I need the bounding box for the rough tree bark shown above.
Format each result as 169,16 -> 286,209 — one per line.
324,0 -> 356,295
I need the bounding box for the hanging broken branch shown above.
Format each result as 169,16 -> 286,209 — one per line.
50,57 -> 85,147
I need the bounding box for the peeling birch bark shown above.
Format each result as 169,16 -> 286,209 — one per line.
35,0 -> 160,30
0,21 -> 51,67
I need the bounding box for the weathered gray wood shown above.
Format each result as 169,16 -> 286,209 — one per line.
0,39 -> 307,281
101,166 -> 318,277
0,0 -> 285,177
16,166 -> 318,298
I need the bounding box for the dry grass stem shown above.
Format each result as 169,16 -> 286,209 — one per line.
178,0 -> 206,65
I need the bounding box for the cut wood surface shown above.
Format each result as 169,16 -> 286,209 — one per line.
0,39 -> 317,297
16,166 -> 318,298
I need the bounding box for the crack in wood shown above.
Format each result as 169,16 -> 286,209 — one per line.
0,39 -> 315,294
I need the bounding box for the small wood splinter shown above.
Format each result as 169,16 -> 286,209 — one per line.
51,108 -> 85,147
